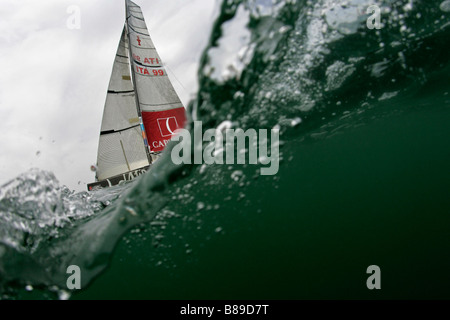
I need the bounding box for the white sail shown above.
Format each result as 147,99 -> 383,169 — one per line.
95,27 -> 149,181
125,0 -> 186,153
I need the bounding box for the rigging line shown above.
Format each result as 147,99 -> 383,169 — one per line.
165,63 -> 187,94
146,1 -> 193,31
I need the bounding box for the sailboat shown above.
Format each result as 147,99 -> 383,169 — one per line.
88,0 -> 186,191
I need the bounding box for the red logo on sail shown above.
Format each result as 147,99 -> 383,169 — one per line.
137,36 -> 141,46
157,117 -> 179,137
141,107 -> 186,152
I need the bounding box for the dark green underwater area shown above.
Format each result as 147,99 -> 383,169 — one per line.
1,0 -> 450,299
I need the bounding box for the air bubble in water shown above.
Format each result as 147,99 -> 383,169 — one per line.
231,170 -> 243,181
58,290 -> 71,300
197,202 -> 205,210
291,117 -> 302,127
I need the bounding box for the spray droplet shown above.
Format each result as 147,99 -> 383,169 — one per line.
440,0 -> 450,12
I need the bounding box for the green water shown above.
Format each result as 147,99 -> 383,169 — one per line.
72,88 -> 450,299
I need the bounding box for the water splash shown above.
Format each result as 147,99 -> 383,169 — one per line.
0,156 -> 182,297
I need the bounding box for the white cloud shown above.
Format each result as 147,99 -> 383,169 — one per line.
0,0 -> 218,191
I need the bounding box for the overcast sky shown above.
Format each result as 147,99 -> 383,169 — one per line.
0,0 -> 218,191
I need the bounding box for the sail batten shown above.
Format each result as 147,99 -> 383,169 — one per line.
101,124 -> 140,135
107,90 -> 135,94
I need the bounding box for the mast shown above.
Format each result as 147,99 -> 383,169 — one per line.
125,5 -> 152,164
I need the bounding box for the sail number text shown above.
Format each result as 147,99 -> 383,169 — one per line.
135,66 -> 165,76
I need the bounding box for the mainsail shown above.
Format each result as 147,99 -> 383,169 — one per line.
89,0 -> 186,190
125,0 -> 186,152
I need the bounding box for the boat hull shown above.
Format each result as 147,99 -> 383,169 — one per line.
87,165 -> 150,191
